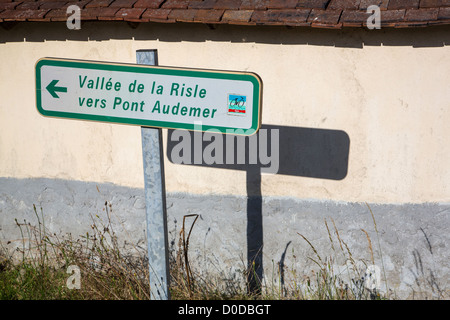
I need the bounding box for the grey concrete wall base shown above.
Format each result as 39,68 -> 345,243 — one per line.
0,177 -> 448,299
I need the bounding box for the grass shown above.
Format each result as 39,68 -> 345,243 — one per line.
0,202 -> 443,300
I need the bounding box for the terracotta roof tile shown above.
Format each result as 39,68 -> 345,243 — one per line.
341,8 -> 369,26
161,0 -> 189,9
45,7 -> 69,21
115,7 -> 145,20
84,7 -> 120,19
134,0 -> 165,8
296,0 -> 329,9
213,0 -> 242,10
359,0 -> 389,10
251,9 -> 283,25
405,7 -> 439,21
16,2 -> 40,10
0,0 -> 449,28
275,8 -> 311,26
168,8 -> 197,21
189,0 -> 218,9
420,0 -> 450,7
0,2 -> 23,10
308,8 -> 342,27
388,0 -> 419,9
141,8 -> 173,22
438,6 -> 450,18
380,9 -> 405,26
328,0 -> 361,10
267,0 -> 297,9
110,0 -> 138,8
222,9 -> 253,24
0,8 -> 49,21
193,8 -> 224,22
85,0 -> 114,8
240,0 -> 269,10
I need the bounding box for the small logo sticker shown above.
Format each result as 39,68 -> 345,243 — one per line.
228,94 -> 246,116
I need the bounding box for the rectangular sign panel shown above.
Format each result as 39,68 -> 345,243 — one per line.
35,58 -> 262,135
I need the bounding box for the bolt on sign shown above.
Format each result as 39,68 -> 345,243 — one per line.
35,58 -> 262,135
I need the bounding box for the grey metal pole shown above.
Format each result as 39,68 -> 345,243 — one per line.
136,49 -> 170,300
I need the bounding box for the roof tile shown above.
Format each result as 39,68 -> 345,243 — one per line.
115,7 -> 145,20
251,9 -> 283,24
67,1 -> 92,9
341,9 -> 369,26
0,2 -> 22,10
141,8 -> 173,21
213,0 -> 242,10
85,0 -> 114,8
308,8 -> 342,26
420,0 -> 450,7
359,0 -> 389,10
45,8 -> 69,21
109,0 -> 138,8
87,7 -> 120,19
277,8 -> 311,26
222,9 -> 253,24
296,0 -> 329,9
432,6 -> 450,24
134,0 -> 165,8
388,0 -> 419,9
250,8 -> 310,25
133,0 -> 162,7
79,7 -> 98,19
404,7 -> 439,21
267,0 -> 297,9
240,0 -> 269,10
168,8 -> 197,21
161,0 -> 189,9
40,2 -> 70,10
380,9 -> 405,25
328,0 -> 361,10
16,2 -> 40,10
438,6 -> 450,18
0,8 -> 49,21
193,8 -> 223,22
188,0 -> 217,9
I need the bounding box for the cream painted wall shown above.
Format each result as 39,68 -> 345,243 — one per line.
1,22 -> 449,203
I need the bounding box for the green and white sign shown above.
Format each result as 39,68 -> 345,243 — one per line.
35,58 -> 262,135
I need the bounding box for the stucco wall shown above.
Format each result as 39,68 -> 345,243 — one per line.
1,22 -> 449,203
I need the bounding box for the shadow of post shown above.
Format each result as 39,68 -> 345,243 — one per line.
246,165 -> 263,294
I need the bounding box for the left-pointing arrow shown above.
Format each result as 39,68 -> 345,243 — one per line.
46,80 -> 67,98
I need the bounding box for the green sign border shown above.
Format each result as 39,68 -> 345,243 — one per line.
35,58 -> 262,135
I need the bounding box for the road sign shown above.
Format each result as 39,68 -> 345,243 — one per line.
35,58 -> 262,135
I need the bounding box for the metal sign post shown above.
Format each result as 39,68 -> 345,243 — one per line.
137,50 -> 170,300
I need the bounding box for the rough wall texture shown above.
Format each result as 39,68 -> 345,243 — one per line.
1,22 -> 450,203
1,177 -> 448,299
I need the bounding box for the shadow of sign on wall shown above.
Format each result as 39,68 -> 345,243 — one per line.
166,124 -> 350,293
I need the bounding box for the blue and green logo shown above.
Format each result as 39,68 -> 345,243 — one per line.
228,94 -> 246,115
